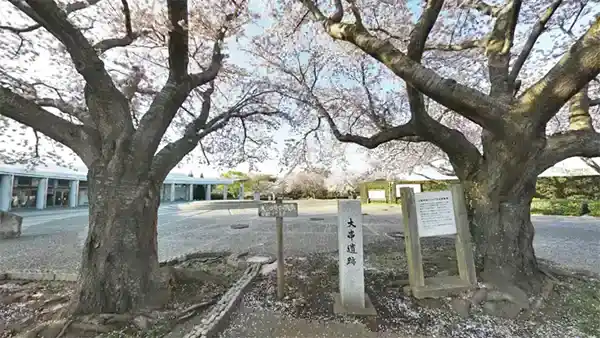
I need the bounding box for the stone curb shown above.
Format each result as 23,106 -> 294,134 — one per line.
183,263 -> 262,338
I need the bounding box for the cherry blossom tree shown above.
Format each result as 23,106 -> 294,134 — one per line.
255,0 -> 600,291
0,0 -> 286,315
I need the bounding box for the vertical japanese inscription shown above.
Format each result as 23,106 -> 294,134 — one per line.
346,217 -> 357,265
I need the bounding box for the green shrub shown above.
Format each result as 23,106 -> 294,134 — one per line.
535,176 -> 600,200
530,198 -> 600,216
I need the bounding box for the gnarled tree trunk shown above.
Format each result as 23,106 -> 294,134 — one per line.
463,137 -> 544,291
69,163 -> 168,315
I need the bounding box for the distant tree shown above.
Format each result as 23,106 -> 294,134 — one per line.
249,173 -> 278,195
286,170 -> 329,199
221,170 -> 250,197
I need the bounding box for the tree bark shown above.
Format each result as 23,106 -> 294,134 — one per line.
462,152 -> 543,291
68,163 -> 168,315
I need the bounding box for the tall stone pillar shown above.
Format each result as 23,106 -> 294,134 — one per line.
223,185 -> 228,200
205,184 -> 211,200
69,180 -> 79,208
169,183 -> 176,202
239,184 -> 244,200
36,178 -> 48,210
0,174 -> 13,212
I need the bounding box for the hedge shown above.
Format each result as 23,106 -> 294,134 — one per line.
536,176 -> 600,200
530,198 -> 600,216
362,175 -> 600,200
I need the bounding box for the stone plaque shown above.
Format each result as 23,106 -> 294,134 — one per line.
258,202 -> 298,218
414,191 -> 457,237
337,200 -> 365,308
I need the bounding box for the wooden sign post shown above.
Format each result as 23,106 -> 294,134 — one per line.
400,184 -> 477,299
258,198 -> 298,300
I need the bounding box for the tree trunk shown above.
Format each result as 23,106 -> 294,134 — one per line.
69,163 -> 168,315
464,167 -> 542,291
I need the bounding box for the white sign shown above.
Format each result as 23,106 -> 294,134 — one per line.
258,202 -> 298,217
414,191 -> 457,237
396,183 -> 421,196
367,189 -> 386,200
337,200 -> 366,309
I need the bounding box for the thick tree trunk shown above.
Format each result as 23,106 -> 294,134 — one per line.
464,168 -> 542,291
69,164 -> 168,315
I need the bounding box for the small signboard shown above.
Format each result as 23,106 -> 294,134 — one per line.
367,189 -> 386,200
414,191 -> 457,237
258,202 -> 299,218
399,185 -> 477,299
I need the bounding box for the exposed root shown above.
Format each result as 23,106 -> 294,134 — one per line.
69,321 -> 113,333
18,319 -> 68,338
538,265 -> 560,282
164,266 -> 228,286
97,313 -> 132,324
523,279 -> 555,319
176,296 -> 219,322
17,315 -> 127,338
55,319 -> 73,338
538,260 -> 599,282
43,295 -> 70,306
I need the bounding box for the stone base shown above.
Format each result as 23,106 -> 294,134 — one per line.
333,293 -> 378,331
409,276 -> 474,299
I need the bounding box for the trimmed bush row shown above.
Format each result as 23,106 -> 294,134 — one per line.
530,198 -> 600,216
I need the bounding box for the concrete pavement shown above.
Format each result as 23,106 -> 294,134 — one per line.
0,201 -> 598,275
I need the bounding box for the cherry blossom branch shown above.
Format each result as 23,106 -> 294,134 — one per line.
297,0 -> 507,135
424,39 -> 484,51
0,0 -> 103,34
519,16 -> 600,127
508,0 -> 563,84
135,2 -> 243,155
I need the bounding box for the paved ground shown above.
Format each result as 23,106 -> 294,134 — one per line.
0,201 -> 599,275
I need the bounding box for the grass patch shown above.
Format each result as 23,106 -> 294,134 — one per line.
531,198 -> 600,216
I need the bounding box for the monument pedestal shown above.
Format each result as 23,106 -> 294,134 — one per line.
333,292 -> 378,331
405,275 -> 475,299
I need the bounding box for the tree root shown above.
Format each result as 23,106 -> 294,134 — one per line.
522,278 -> 555,319
18,319 -> 69,338
538,260 -> 599,282
69,321 -> 113,333
163,266 -> 228,286
55,319 -> 73,338
43,295 -> 70,306
17,315 -> 127,338
176,296 -> 219,322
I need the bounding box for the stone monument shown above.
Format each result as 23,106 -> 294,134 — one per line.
333,200 -> 377,326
